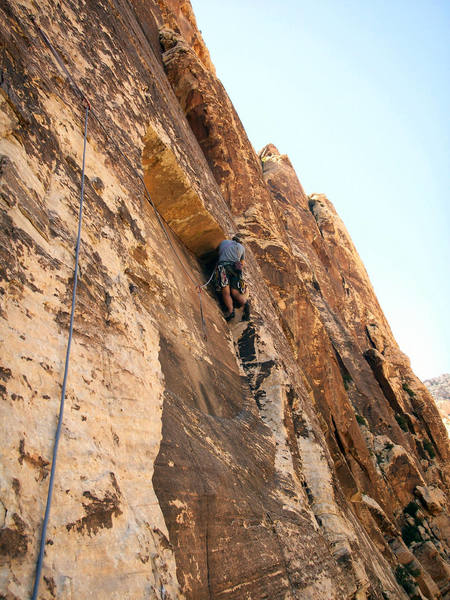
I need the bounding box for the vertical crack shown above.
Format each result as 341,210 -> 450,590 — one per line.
205,494 -> 212,599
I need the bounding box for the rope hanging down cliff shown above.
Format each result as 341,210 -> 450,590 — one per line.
26,13 -> 214,599
28,13 -> 213,339
30,102 -> 89,600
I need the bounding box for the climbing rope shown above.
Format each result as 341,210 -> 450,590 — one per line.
200,267 -> 216,290
24,15 -> 221,595
31,103 -> 89,600
28,14 -> 90,108
197,287 -> 208,340
27,13 -> 216,328
196,268 -> 217,340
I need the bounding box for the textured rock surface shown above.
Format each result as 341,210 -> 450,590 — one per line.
1,1 -> 449,599
424,373 -> 450,436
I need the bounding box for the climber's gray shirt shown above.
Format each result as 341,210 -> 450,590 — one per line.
218,240 -> 245,263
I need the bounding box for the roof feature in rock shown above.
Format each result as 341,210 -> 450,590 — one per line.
143,123 -> 225,257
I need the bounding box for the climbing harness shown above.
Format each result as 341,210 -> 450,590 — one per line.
24,13 -> 216,598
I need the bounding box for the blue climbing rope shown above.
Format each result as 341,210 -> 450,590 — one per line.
28,12 -> 217,342
31,104 -> 90,600
25,12 -> 219,592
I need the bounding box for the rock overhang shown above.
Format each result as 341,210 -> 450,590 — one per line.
143,122 -> 225,258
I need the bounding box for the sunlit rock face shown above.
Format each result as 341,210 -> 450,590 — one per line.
1,1 -> 448,599
425,373 -> 450,436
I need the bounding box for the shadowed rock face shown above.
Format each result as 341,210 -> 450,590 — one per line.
0,1 -> 448,599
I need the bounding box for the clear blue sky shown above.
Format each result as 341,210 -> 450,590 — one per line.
191,0 -> 450,381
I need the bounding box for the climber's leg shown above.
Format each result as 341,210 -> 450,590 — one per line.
221,285 -> 234,316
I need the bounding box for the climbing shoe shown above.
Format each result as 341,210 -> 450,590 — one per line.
225,310 -> 235,322
242,302 -> 250,321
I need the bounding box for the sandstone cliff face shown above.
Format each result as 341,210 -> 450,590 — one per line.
1,1 -> 449,599
425,374 -> 450,437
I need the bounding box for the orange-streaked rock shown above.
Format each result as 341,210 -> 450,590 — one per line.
0,1 -> 448,599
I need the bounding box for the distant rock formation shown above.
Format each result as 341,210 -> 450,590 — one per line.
425,374 -> 450,436
1,1 -> 449,599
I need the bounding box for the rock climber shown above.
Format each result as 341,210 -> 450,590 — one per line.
215,234 -> 250,322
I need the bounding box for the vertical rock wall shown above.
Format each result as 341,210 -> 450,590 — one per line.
1,1 -> 448,599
